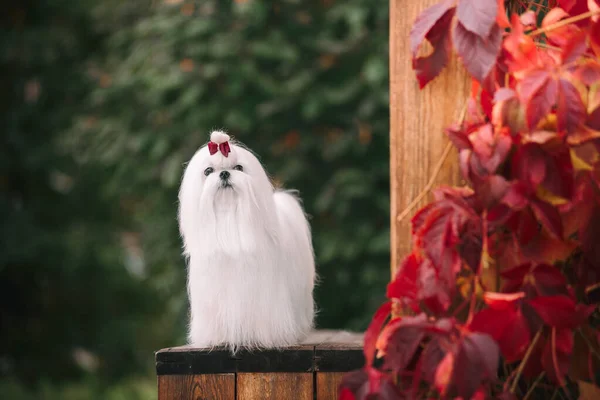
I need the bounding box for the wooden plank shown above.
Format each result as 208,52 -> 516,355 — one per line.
314,332 -> 364,373
155,330 -> 364,375
389,0 -> 468,276
157,374 -> 235,400
316,372 -> 346,400
237,372 -> 312,400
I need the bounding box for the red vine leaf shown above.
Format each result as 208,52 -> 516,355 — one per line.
558,0 -> 577,11
541,328 -> 573,386
456,0 -> 498,38
436,332 -> 500,399
378,314 -> 428,372
561,29 -> 588,64
530,199 -> 564,239
519,69 -> 557,131
528,295 -> 593,329
556,78 -> 586,134
496,0 -> 510,28
410,0 -> 456,88
363,301 -> 391,367
470,300 -> 531,362
453,21 -> 503,83
591,19 -> 600,57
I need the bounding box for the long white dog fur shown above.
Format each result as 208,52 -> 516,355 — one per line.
178,131 -> 316,351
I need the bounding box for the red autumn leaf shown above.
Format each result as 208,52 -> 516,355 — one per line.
416,206 -> 456,267
378,314 -> 428,372
556,78 -> 586,133
520,10 -> 537,27
418,257 -> 453,314
503,14 -> 541,74
453,21 -> 503,83
476,174 -> 510,209
496,0 -> 510,28
470,302 -> 531,362
494,88 -> 516,103
389,253 -> 454,315
410,0 -> 456,88
541,328 -> 573,386
539,144 -> 574,201
519,69 -> 557,130
574,61 -> 600,86
500,263 -> 534,293
339,369 -> 368,399
388,253 -> 419,307
512,143 -> 547,187
530,199 -> 564,239
421,336 -> 448,386
339,388 -> 356,400
502,263 -> 570,299
413,193 -> 478,280
591,19 -> 600,57
527,264 -> 568,296
543,7 -> 583,47
498,391 -> 519,400
438,332 -> 499,399
434,351 -> 455,396
561,29 -> 588,64
469,124 -> 512,176
519,227 -> 577,264
458,227 -> 483,272
505,209 -> 539,247
411,203 -> 435,236
483,291 -> 526,309
560,174 -> 596,236
456,0 -> 498,38
580,205 -> 600,276
569,0 -> 597,26
558,0 -> 577,11
528,295 -> 592,328
410,0 -> 455,56
446,124 -> 473,151
363,301 -> 391,366
481,88 -> 493,120
465,96 -> 487,127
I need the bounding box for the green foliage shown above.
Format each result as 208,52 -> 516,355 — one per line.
1,0 -> 390,396
0,0 -> 181,388
74,0 -> 391,330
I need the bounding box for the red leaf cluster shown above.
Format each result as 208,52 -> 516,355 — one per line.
342,2 -> 600,399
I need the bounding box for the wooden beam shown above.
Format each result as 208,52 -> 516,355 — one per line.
389,0 -> 469,276
155,330 -> 364,400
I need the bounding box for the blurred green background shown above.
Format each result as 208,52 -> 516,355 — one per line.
1,0 -> 389,398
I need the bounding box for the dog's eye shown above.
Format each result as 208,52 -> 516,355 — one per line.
204,167 -> 214,176
233,165 -> 244,172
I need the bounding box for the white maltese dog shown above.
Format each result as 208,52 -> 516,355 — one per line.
178,131 -> 316,351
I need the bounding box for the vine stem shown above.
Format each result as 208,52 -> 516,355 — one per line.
577,328 -> 600,360
529,8 -> 600,36
523,372 -> 545,400
466,211 -> 487,326
395,142 -> 453,222
510,328 -> 543,394
395,103 -> 468,223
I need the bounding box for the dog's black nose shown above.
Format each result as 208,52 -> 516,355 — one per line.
219,171 -> 230,180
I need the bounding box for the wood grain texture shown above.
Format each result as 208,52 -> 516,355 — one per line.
157,374 -> 235,400
237,373 -> 312,400
389,0 -> 469,276
316,372 -> 346,400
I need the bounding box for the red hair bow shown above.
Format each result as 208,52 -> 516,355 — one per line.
208,141 -> 231,157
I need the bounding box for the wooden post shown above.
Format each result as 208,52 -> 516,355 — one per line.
389,0 -> 470,276
156,330 -> 363,400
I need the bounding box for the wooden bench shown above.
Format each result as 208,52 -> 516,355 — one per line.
155,330 -> 364,400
